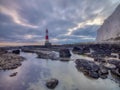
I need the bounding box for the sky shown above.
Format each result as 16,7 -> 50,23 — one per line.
0,0 -> 120,45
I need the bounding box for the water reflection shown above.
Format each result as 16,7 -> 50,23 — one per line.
0,52 -> 119,90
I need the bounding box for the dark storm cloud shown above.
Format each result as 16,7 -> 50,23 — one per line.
0,0 -> 120,44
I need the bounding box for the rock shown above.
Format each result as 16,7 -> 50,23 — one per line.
104,63 -> 116,70
111,68 -> 120,77
72,47 -> 81,52
72,47 -> 82,54
10,72 -> 18,77
119,53 -> 120,59
46,78 -> 59,89
75,59 -> 100,79
94,57 -> 106,63
91,49 -> 111,58
59,49 -> 71,58
99,66 -> 108,79
72,46 -> 90,54
89,71 -> 99,79
12,50 -> 20,54
37,51 -> 59,60
108,60 -> 120,68
48,51 -> 59,60
0,48 -> 7,55
0,53 -> 25,70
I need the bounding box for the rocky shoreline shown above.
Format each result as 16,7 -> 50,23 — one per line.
0,44 -> 120,89
0,49 -> 25,70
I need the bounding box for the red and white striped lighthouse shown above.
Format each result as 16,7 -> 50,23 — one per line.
45,29 -> 49,42
45,29 -> 51,47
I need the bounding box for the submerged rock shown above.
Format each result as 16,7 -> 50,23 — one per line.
10,72 -> 18,77
46,78 -> 59,89
59,49 -> 71,58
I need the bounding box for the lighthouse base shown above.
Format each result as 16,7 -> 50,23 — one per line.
45,41 -> 52,47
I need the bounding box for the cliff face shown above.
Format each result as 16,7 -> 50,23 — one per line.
96,4 -> 120,43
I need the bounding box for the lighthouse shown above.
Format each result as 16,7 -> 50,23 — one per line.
45,29 -> 51,47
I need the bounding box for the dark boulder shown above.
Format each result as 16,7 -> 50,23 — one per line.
46,78 -> 59,89
72,47 -> 82,54
59,49 -> 71,58
12,50 -> 20,54
82,47 -> 90,53
72,47 -> 81,52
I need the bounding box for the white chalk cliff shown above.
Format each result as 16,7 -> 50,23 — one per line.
96,4 -> 120,43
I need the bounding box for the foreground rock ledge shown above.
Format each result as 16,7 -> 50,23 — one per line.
75,59 -> 109,79
0,53 -> 25,70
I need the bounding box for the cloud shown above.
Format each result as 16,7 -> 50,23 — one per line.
0,6 -> 38,28
0,0 -> 120,45
67,17 -> 103,35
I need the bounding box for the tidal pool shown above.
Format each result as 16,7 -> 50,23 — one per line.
0,52 -> 119,90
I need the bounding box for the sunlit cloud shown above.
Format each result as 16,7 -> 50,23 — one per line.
24,35 -> 33,39
67,17 -> 103,35
23,34 -> 43,40
0,6 -> 38,28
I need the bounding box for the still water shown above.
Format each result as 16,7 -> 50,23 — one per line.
0,52 -> 119,90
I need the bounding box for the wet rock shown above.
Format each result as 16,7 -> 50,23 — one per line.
0,53 -> 25,70
37,51 -> 59,60
72,47 -> 82,54
111,68 -> 120,77
0,48 -> 7,55
72,47 -> 90,55
22,48 -> 35,53
94,57 -> 106,63
89,71 -> 99,79
46,78 -> 59,89
99,65 -> 108,79
75,59 -> 100,79
59,49 -> 71,58
91,48 -> 111,58
108,60 -> 120,68
10,72 -> 18,77
72,47 -> 81,52
12,50 -> 20,54
119,53 -> 120,59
